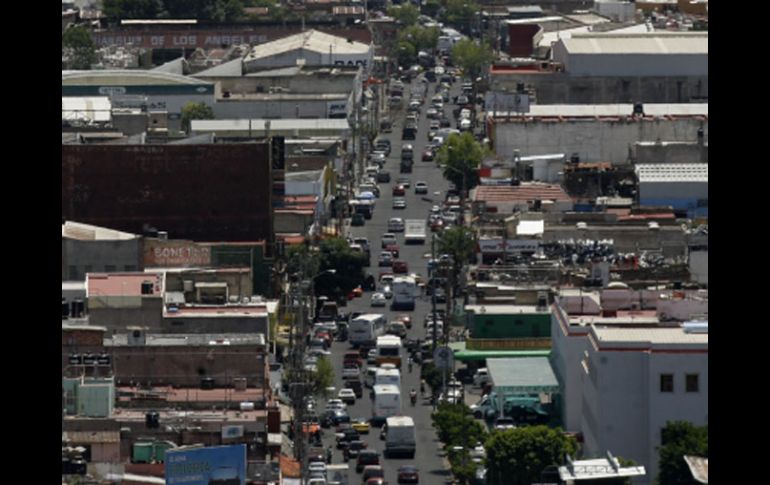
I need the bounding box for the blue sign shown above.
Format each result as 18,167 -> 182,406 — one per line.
166,445 -> 246,485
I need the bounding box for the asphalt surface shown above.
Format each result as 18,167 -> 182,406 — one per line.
316,73 -> 467,484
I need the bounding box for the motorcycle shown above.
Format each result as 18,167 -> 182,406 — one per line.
410,392 -> 417,406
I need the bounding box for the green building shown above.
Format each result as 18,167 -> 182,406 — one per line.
465,304 -> 552,339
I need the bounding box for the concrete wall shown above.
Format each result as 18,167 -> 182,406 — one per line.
688,250 -> 708,285
491,73 -> 708,104
274,212 -> 314,234
543,226 -> 687,255
62,238 -> 143,281
87,298 -> 164,332
635,142 -> 708,164
112,112 -> 149,136
164,271 -> 253,301
198,72 -> 358,95
160,314 -> 269,336
493,118 -> 708,165
213,98 -> 333,120
549,307 -> 590,431
639,181 -> 708,201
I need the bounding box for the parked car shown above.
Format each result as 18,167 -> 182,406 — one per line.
494,417 -> 517,431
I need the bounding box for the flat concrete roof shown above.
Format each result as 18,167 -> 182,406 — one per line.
591,325 -> 708,349
106,333 -> 266,346
465,304 -> 550,314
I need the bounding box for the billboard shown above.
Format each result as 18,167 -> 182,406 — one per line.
144,240 -> 212,267
166,445 -> 246,485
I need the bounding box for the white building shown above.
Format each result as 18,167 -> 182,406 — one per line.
243,30 -> 373,71
635,163 -> 708,217
551,302 -> 708,485
552,33 -> 708,77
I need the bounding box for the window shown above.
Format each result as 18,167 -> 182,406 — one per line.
124,265 -> 137,272
104,265 -> 116,272
686,374 -> 699,393
660,374 -> 674,393
84,265 -> 93,275
69,265 -> 79,280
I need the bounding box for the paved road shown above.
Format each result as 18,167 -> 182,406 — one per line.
318,74 -> 467,484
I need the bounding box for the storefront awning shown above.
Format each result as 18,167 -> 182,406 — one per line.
450,342 -> 550,362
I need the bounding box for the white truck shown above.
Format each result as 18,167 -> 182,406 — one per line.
372,384 -> 401,426
384,416 -> 417,458
404,220 -> 427,244
392,276 -> 417,311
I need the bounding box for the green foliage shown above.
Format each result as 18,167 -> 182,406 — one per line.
396,41 -> 417,66
421,362 -> 443,391
180,102 -> 215,133
286,243 -> 321,280
395,26 -> 439,67
421,0 -> 441,18
103,0 -> 161,20
433,403 -> 488,484
450,455 -> 479,484
388,4 -> 420,26
657,421 -> 708,485
311,356 -> 335,396
451,38 -> 494,81
314,237 -> 367,299
62,26 -> 97,70
441,0 -> 479,29
436,132 -> 484,193
485,426 -> 577,485
437,226 -> 477,273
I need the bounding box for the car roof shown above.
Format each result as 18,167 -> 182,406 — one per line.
399,465 -> 418,471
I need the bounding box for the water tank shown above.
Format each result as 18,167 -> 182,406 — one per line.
141,281 -> 154,295
82,353 -> 96,365
201,377 -> 215,390
69,353 -> 82,365
536,292 -> 548,310
97,353 -> 111,366
145,411 -> 160,429
240,401 -> 255,411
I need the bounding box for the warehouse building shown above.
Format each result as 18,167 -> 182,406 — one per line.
635,163 -> 708,218
243,29 -> 373,71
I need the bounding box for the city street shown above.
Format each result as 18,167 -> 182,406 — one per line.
318,74 -> 466,484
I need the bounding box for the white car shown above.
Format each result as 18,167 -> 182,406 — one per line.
326,399 -> 347,411
308,462 -> 327,476
382,285 -> 393,299
381,233 -> 398,248
473,368 -> 491,387
393,197 -> 407,209
371,292 -> 387,307
388,217 -> 405,232
415,182 -> 428,194
494,417 -> 517,431
338,388 -> 356,404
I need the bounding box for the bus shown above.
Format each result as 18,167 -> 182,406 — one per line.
375,367 -> 401,388
375,335 -> 403,368
350,314 -> 386,348
392,276 -> 417,311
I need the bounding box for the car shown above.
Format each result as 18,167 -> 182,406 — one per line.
396,177 -> 411,188
384,244 -> 400,259
473,368 -> 491,387
392,197 -> 407,210
378,251 -> 393,267
367,348 -> 377,364
351,213 -> 365,226
398,465 -> 420,483
426,107 -> 438,118
346,439 -> 368,458
308,462 -> 327,476
351,418 -> 371,434
374,139 -> 391,156
440,116 -> 451,128
397,314 -> 412,328
386,321 -> 407,338
371,292 -> 387,307
362,465 -> 384,482
392,184 -> 406,196
494,417 -> 517,431
344,351 -> 364,368
456,95 -> 470,105
434,287 -> 447,303
430,218 -> 444,232
337,428 -> 361,449
382,285 -> 393,299
308,479 -> 326,485
422,149 -> 435,162
329,409 -> 351,426
347,378 -> 364,398
342,365 -> 360,379
429,119 -> 441,130
339,388 -> 357,404
379,273 -> 394,285
326,399 -> 347,411
439,388 -> 462,404
381,233 -> 398,248
441,90 -> 450,102
377,171 -> 391,183
415,182 -> 428,194
392,260 -> 408,274
388,217 -> 405,232
356,451 -> 381,473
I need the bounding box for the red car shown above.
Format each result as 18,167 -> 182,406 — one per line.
392,184 -> 406,196
392,260 -> 408,274
397,314 -> 412,329
385,244 -> 400,259
430,218 -> 444,232
422,148 -> 435,161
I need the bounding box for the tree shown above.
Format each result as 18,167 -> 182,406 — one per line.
485,426 -> 578,485
433,403 -> 489,484
180,102 -> 215,133
421,0 -> 441,18
420,361 -> 443,391
314,237 -> 367,300
436,132 -> 484,195
657,421 -> 708,485
437,226 -> 477,273
311,355 -> 335,396
62,26 -> 97,70
286,243 -> 321,281
451,38 -> 494,81
441,0 -> 479,33
103,0 -> 161,20
388,4 -> 420,26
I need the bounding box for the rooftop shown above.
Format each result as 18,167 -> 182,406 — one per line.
591,325 -> 708,350
559,32 -> 708,55
490,103 -> 708,119
62,70 -> 211,86
472,183 -> 572,203
192,118 -> 351,133
106,332 -> 266,346
245,30 -> 370,63
465,304 -> 550,314
516,219 -> 544,236
635,163 -> 708,183
62,97 -> 112,124
164,306 -> 270,318
62,221 -> 139,241
87,273 -> 163,297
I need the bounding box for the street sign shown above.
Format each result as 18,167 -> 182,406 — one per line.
433,346 -> 455,370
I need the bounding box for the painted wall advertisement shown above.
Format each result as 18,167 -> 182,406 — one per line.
144,240 -> 212,267
166,444 -> 246,485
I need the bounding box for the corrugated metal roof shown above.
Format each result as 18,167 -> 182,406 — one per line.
62,70 -> 211,86
193,58 -> 243,77
487,357 -> 559,391
245,29 -> 369,62
635,163 -> 708,183
561,32 -> 708,55
62,221 -> 139,240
